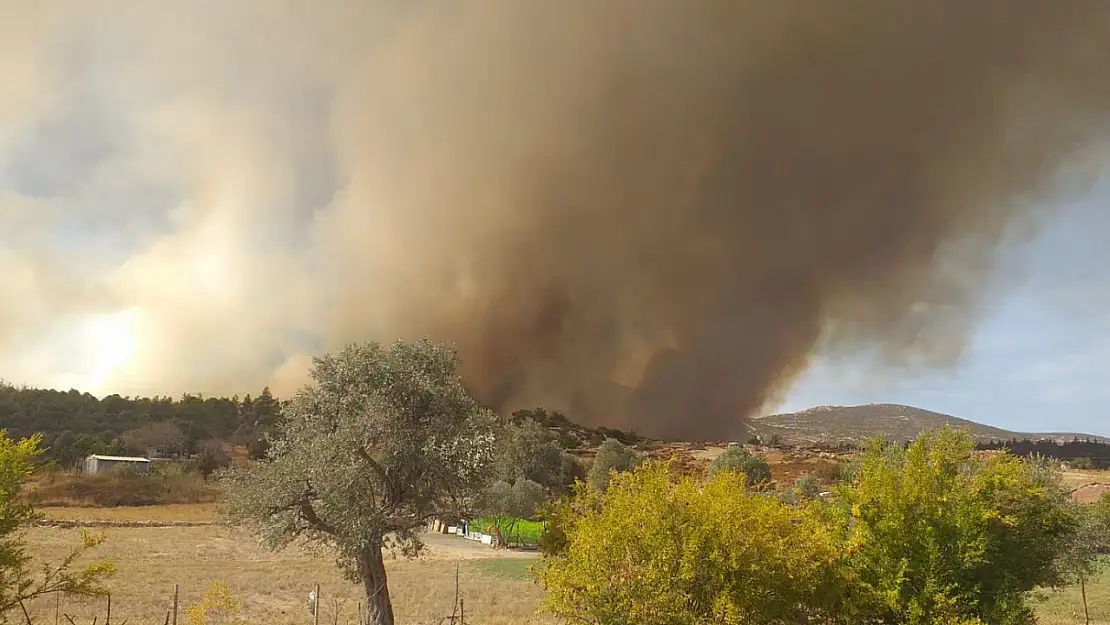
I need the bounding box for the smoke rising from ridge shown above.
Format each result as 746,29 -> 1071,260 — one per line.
2,1 -> 1110,439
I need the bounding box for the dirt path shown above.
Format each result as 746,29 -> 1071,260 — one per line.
417,530 -> 539,560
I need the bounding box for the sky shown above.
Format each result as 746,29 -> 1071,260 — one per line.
780,194 -> 1110,436
1,1 -> 1109,440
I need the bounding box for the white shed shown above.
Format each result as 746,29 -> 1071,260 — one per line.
84,454 -> 152,474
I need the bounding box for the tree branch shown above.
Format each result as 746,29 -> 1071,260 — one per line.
298,490 -> 338,535
356,447 -> 400,510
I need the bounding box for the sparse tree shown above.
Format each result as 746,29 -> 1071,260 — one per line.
194,439 -> 230,480
587,438 -> 642,492
220,340 -> 496,625
121,421 -> 185,457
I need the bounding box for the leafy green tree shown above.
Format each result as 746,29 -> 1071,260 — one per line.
586,438 -> 642,492
540,461 -> 843,625
0,431 -> 115,620
836,428 -> 1078,625
220,339 -> 497,625
709,446 -> 772,487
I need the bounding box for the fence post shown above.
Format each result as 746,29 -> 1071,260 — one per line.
313,584 -> 320,625
106,593 -> 111,625
172,584 -> 179,625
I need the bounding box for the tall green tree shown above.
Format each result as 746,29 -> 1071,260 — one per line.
220,339 -> 497,625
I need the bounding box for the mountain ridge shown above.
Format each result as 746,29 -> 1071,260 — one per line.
749,403 -> 1109,445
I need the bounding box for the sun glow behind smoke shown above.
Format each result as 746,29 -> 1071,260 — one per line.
84,308 -> 138,393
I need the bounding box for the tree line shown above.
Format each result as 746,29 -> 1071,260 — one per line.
0,382 -> 283,468
978,437 -> 1110,469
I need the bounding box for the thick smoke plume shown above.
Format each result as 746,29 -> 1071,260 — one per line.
2,1 -> 1110,439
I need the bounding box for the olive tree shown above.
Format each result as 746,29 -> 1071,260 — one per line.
220,339 -> 497,625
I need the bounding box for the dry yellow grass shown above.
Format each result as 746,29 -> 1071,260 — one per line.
41,503 -> 218,523
23,525 -> 551,625
1061,469 -> 1110,489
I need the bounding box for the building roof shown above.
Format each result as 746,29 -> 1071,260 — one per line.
86,455 -> 151,463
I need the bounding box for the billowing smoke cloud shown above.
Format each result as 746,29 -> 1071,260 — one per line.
2,1 -> 1110,440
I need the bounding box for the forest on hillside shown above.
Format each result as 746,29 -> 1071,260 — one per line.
0,382 -> 282,469
4,380 -> 1110,470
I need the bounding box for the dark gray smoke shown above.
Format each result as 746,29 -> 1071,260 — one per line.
341,1 -> 1110,439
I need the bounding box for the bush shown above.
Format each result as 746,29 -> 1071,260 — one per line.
30,472 -> 217,507
1071,457 -> 1095,470
835,429 -> 1078,625
586,439 -> 642,492
795,474 -> 822,499
542,429 -> 1081,625
540,462 -> 843,624
708,446 -> 771,487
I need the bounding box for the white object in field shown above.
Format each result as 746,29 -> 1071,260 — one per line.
307,590 -> 317,615
447,526 -> 457,534
480,534 -> 493,545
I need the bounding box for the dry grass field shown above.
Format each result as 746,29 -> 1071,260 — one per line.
24,467 -> 1110,625
24,508 -> 550,625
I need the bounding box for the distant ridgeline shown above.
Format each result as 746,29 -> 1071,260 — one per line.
976,438 -> 1110,469
0,382 -> 283,469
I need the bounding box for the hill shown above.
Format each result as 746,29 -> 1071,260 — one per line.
750,403 -> 1109,445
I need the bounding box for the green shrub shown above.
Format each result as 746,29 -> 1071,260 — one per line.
1071,457 -> 1095,470
708,446 -> 771,487
795,474 -> 822,499
540,462 -> 843,624
542,429 -> 1081,625
835,429 -> 1078,625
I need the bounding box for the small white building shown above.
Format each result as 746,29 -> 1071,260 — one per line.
84,454 -> 152,475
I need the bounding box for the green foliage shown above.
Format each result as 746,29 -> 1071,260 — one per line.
540,461 -> 843,624
1072,457 -> 1095,470
543,429 -> 1081,625
220,339 -> 497,624
795,474 -> 822,499
492,419 -> 577,491
0,431 -> 115,621
836,428 -> 1078,625
586,438 -> 642,492
470,516 -> 546,545
745,435 -> 761,445
0,383 -> 281,466
483,478 -> 546,519
708,446 -> 772,487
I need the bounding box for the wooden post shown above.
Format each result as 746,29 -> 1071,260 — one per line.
172,584 -> 179,625
54,592 -> 60,625
106,593 -> 112,625
313,584 -> 320,625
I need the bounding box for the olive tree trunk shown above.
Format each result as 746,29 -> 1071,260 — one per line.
358,543 -> 395,625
